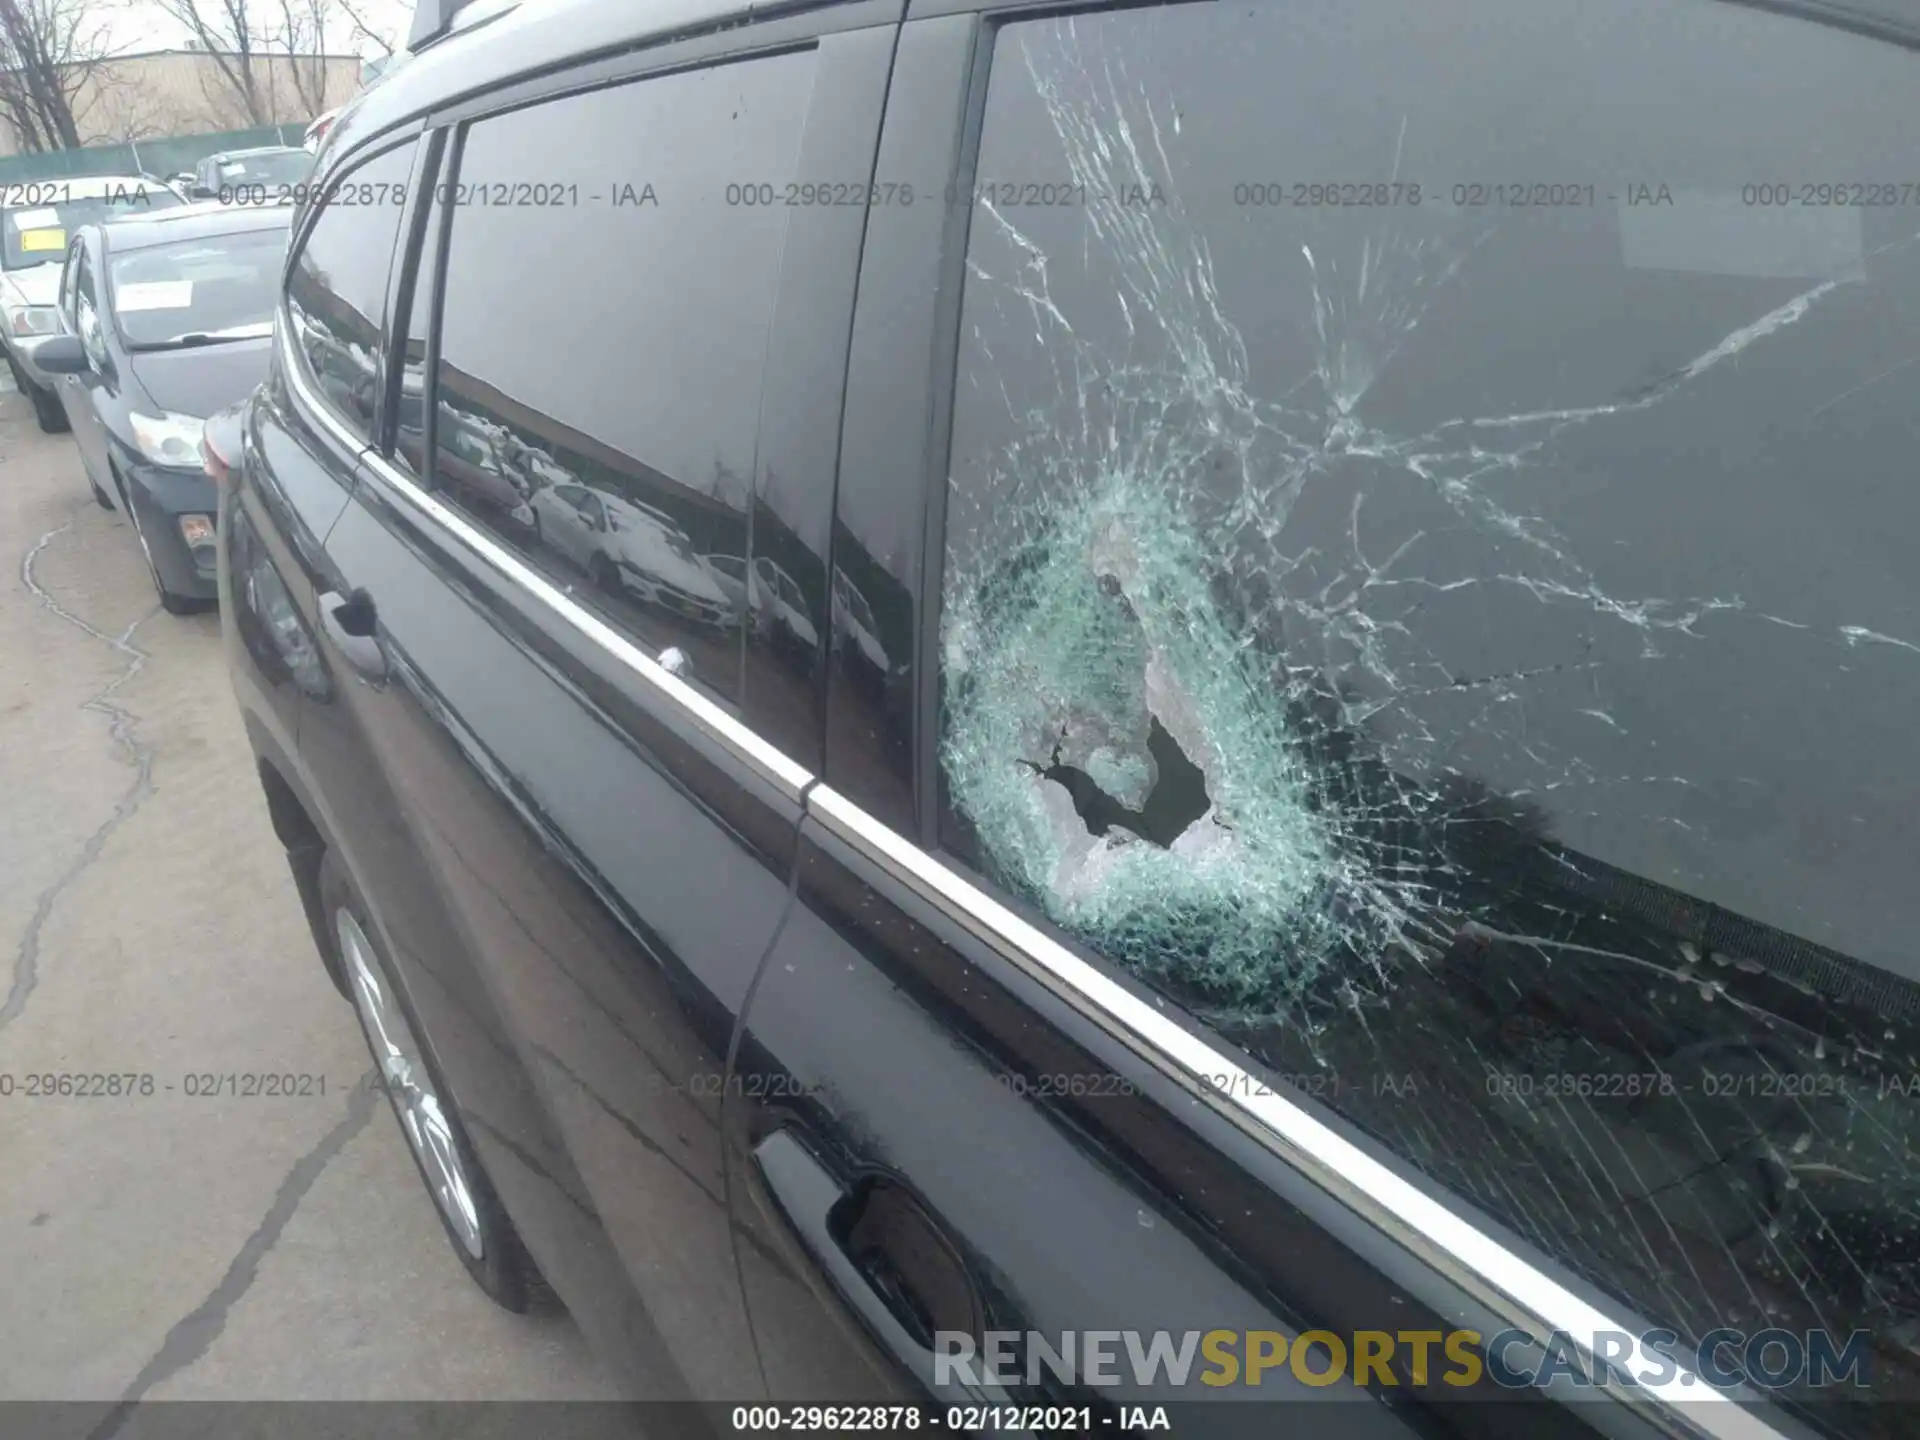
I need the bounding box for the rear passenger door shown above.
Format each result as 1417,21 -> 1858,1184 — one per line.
300,15 -> 899,1401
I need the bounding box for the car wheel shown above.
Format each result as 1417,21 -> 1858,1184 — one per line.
6,353 -> 68,435
27,379 -> 69,434
587,551 -> 618,593
318,848 -> 556,1314
117,471 -> 199,615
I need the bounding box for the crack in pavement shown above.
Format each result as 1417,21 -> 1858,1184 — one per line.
86,1071 -> 382,1436
1,525 -> 160,1035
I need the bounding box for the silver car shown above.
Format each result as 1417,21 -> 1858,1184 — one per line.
0,175 -> 184,430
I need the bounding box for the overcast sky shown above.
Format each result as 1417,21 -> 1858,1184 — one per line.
108,0 -> 417,57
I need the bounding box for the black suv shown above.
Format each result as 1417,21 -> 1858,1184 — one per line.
219,0 -> 1920,1434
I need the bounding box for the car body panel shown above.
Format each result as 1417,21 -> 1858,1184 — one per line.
128,335 -> 272,415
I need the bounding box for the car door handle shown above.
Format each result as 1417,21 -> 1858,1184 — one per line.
318,588 -> 387,683
751,1130 -> 1012,1407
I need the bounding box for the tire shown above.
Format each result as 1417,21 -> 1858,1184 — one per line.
5,351 -> 67,434
317,848 -> 556,1314
90,471 -> 114,510
28,377 -> 69,434
587,551 -> 618,593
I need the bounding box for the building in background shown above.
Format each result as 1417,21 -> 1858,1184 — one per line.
0,49 -> 361,158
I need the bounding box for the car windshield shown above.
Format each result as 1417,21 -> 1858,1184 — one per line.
209,150 -> 314,189
109,226 -> 288,348
1,184 -> 181,270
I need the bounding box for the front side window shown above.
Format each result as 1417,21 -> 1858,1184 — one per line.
431,51 -> 816,696
108,226 -> 289,349
939,1 -> 1920,1426
59,242 -> 78,322
286,141 -> 416,443
71,248 -> 102,362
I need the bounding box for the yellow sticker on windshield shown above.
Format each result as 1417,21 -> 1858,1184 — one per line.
18,227 -> 64,252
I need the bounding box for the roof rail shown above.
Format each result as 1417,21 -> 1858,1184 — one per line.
406,0 -> 519,52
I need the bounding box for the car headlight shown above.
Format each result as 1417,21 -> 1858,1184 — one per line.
6,305 -> 59,337
128,411 -> 206,469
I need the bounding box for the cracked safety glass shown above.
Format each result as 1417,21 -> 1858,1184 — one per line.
936,2 -> 1920,1431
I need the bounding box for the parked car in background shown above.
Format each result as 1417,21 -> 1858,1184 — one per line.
0,175 -> 183,431
303,108 -> 341,153
215,0 -> 1920,1435
36,202 -> 291,612
186,146 -> 316,203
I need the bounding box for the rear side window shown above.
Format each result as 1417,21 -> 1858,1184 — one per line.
938,0 -> 1920,1424
286,140 -> 416,445
430,51 -> 817,700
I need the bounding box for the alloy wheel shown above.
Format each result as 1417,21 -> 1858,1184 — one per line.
338,909 -> 485,1258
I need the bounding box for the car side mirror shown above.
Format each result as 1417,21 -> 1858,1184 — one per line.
34,334 -> 89,374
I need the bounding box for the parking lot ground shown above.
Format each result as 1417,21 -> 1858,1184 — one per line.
0,388 -> 620,1405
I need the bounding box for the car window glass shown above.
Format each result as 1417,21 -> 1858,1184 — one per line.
286,140 -> 416,445
108,226 -> 288,349
938,2 -> 1920,1425
212,149 -> 315,192
431,51 -> 817,703
72,247 -> 102,358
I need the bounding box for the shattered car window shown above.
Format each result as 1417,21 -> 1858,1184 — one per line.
937,0 -> 1920,1427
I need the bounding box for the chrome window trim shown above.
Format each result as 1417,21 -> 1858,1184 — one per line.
279,315 -> 369,457
804,782 -> 1790,1440
279,328 -> 1783,1440
281,326 -> 814,800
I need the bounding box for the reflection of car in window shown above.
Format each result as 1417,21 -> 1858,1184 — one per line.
831,567 -> 892,682
752,555 -> 818,655
434,404 -> 531,517
528,483 -> 734,629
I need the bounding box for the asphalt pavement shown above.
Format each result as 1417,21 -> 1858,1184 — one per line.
0,381 -> 620,1406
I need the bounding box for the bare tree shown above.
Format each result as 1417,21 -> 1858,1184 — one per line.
335,0 -> 390,57
153,0 -> 271,124
152,0 -> 359,126
276,0 -> 332,115
76,63 -> 171,144
0,0 -> 117,151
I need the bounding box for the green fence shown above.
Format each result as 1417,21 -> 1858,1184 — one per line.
0,124 -> 308,186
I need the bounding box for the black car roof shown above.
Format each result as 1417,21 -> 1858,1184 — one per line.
102,202 -> 295,253
332,0 -> 1920,165
335,0 -> 886,155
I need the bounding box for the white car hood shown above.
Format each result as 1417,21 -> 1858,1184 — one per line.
619,531 -> 728,603
2,264 -> 61,307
